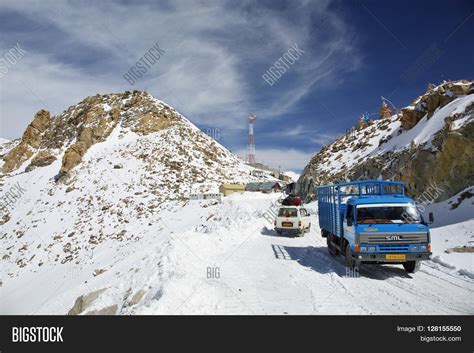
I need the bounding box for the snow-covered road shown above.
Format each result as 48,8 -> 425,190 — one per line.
3,192 -> 472,315
135,193 -> 473,315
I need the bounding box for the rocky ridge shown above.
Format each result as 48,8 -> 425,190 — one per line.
296,80 -> 474,201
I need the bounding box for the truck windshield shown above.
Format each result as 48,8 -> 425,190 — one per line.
278,208 -> 298,217
356,204 -> 422,224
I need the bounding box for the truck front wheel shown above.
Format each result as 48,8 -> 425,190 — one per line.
403,261 -> 421,273
345,244 -> 360,270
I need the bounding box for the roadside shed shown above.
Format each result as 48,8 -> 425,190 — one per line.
245,181 -> 282,193
219,184 -> 246,196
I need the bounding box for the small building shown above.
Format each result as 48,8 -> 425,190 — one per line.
189,192 -> 223,200
245,181 -> 282,194
278,174 -> 290,182
219,184 -> 246,196
204,192 -> 223,200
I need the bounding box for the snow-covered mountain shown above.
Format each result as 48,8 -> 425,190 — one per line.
1,90 -> 269,278
2,89 -> 472,316
296,80 -> 474,201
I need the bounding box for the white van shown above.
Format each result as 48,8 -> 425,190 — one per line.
274,206 -> 311,236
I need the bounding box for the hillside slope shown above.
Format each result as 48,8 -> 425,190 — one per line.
1,91 -> 266,276
296,80 -> 474,201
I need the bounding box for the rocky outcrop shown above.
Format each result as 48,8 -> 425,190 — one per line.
1,91 -> 187,176
132,112 -> 174,135
68,288 -> 107,315
25,150 -> 57,172
59,100 -> 121,174
84,304 -> 118,315
399,80 -> 473,130
2,110 -> 52,173
296,80 -> 474,202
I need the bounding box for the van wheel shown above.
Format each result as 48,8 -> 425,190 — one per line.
403,261 -> 421,273
327,235 -> 337,256
345,244 -> 360,270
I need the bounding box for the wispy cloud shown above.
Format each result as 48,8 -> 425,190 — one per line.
0,0 -> 361,142
265,124 -> 335,145
235,147 -> 315,172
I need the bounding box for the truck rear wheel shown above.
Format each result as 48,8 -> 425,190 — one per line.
327,235 -> 338,256
403,261 -> 421,273
345,244 -> 360,270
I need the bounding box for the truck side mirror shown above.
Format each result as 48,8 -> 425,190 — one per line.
428,212 -> 434,224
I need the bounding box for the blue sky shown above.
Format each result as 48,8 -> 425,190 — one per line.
0,0 -> 473,172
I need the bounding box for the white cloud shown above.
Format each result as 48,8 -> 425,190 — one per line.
234,147 -> 315,172
266,124 -> 335,145
0,0 -> 361,141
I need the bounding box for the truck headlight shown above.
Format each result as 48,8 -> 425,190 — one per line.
412,245 -> 419,251
368,246 -> 376,252
420,245 -> 427,251
360,246 -> 367,252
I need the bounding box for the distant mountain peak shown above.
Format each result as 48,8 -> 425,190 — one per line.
296,79 -> 474,202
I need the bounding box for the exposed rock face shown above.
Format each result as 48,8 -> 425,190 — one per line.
84,304 -> 118,315
2,110 -> 52,173
399,80 -> 472,130
296,80 -> 474,202
25,150 -> 57,172
68,288 -> 107,315
1,91 -> 188,176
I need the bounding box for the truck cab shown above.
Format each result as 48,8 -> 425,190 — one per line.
318,181 -> 432,273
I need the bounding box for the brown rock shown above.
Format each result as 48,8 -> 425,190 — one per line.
84,304 -> 118,315
399,108 -> 425,130
67,288 -> 107,315
132,113 -> 172,135
25,150 -> 57,172
2,110 -> 52,173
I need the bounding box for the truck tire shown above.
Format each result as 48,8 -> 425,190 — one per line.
345,244 -> 360,270
327,235 -> 337,256
276,230 -> 282,236
403,261 -> 421,273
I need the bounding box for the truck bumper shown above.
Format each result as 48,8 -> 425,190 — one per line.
275,227 -> 302,235
356,252 -> 432,263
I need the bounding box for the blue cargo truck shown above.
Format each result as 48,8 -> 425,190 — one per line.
317,180 -> 433,273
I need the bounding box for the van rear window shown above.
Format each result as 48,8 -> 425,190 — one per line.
278,208 -> 298,217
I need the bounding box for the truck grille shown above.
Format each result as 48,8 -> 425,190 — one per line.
358,232 -> 428,244
377,244 -> 410,252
